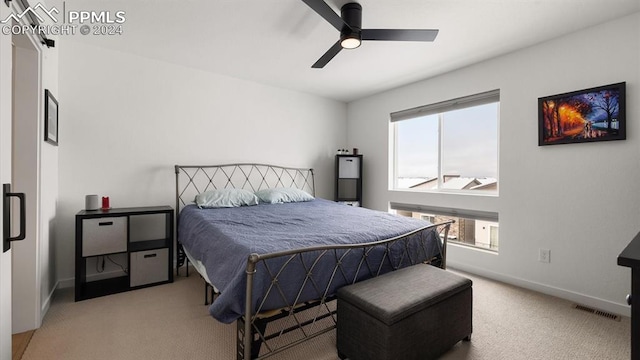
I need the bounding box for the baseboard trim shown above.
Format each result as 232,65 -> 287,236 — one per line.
448,261 -> 631,317
57,277 -> 74,289
40,280 -> 58,323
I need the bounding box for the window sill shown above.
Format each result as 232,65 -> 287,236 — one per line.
449,241 -> 499,254
390,188 -> 499,197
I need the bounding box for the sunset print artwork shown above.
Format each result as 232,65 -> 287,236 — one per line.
538,82 -> 626,146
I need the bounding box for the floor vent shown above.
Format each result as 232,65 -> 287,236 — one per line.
573,304 -> 621,322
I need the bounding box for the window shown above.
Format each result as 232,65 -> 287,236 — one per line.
392,90 -> 499,193
420,215 -> 436,223
390,203 -> 499,252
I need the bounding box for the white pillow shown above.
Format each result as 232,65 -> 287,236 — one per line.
255,188 -> 314,204
195,189 -> 259,208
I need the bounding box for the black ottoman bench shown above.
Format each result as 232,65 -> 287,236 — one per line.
336,264 -> 472,360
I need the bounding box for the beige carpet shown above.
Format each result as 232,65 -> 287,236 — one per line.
21,270 -> 630,360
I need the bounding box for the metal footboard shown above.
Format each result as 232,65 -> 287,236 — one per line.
239,220 -> 453,360
174,164 -> 452,359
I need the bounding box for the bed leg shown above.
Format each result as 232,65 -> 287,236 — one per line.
176,257 -> 190,277
236,318 -> 245,360
236,317 -> 267,360
204,283 -> 216,305
204,283 -> 209,305
250,319 -> 267,359
176,243 -> 188,277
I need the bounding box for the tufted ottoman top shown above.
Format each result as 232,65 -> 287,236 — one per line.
337,264 -> 472,326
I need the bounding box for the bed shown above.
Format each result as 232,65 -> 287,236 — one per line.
175,164 -> 453,360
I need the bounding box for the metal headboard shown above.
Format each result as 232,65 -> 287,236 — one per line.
174,163 -> 315,214
174,163 -> 315,273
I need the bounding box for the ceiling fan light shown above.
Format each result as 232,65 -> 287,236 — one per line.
341,36 -> 361,49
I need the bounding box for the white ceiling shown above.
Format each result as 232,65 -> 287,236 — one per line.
66,0 -> 640,102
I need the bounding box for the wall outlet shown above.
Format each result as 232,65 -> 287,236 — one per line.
539,248 -> 551,263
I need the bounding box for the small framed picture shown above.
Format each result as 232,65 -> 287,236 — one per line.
44,89 -> 58,146
538,82 -> 625,146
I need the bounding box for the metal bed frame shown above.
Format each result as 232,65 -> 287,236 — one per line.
175,164 -> 453,360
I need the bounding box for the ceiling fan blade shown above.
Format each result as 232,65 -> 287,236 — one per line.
362,29 -> 439,42
312,40 -> 343,68
302,0 -> 349,32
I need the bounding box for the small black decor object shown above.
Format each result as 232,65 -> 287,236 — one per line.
44,89 -> 58,146
538,82 -> 625,146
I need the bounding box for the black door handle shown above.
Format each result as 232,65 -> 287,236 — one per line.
3,183 -> 26,252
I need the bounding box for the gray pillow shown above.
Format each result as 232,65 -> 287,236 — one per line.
195,189 -> 259,208
255,188 -> 314,204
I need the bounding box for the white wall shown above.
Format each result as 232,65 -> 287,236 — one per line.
347,13 -> 640,316
56,41 -> 347,284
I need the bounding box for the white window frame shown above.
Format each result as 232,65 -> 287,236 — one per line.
390,202 -> 499,252
391,90 -> 500,194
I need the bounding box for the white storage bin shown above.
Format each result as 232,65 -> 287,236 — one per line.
338,157 -> 360,179
82,217 -> 127,257
130,248 -> 169,287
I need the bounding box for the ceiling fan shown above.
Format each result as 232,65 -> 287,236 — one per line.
302,0 -> 439,68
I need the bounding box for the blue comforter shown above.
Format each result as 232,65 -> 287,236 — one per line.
178,198 -> 438,323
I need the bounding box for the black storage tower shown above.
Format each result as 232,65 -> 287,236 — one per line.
335,154 -> 363,207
